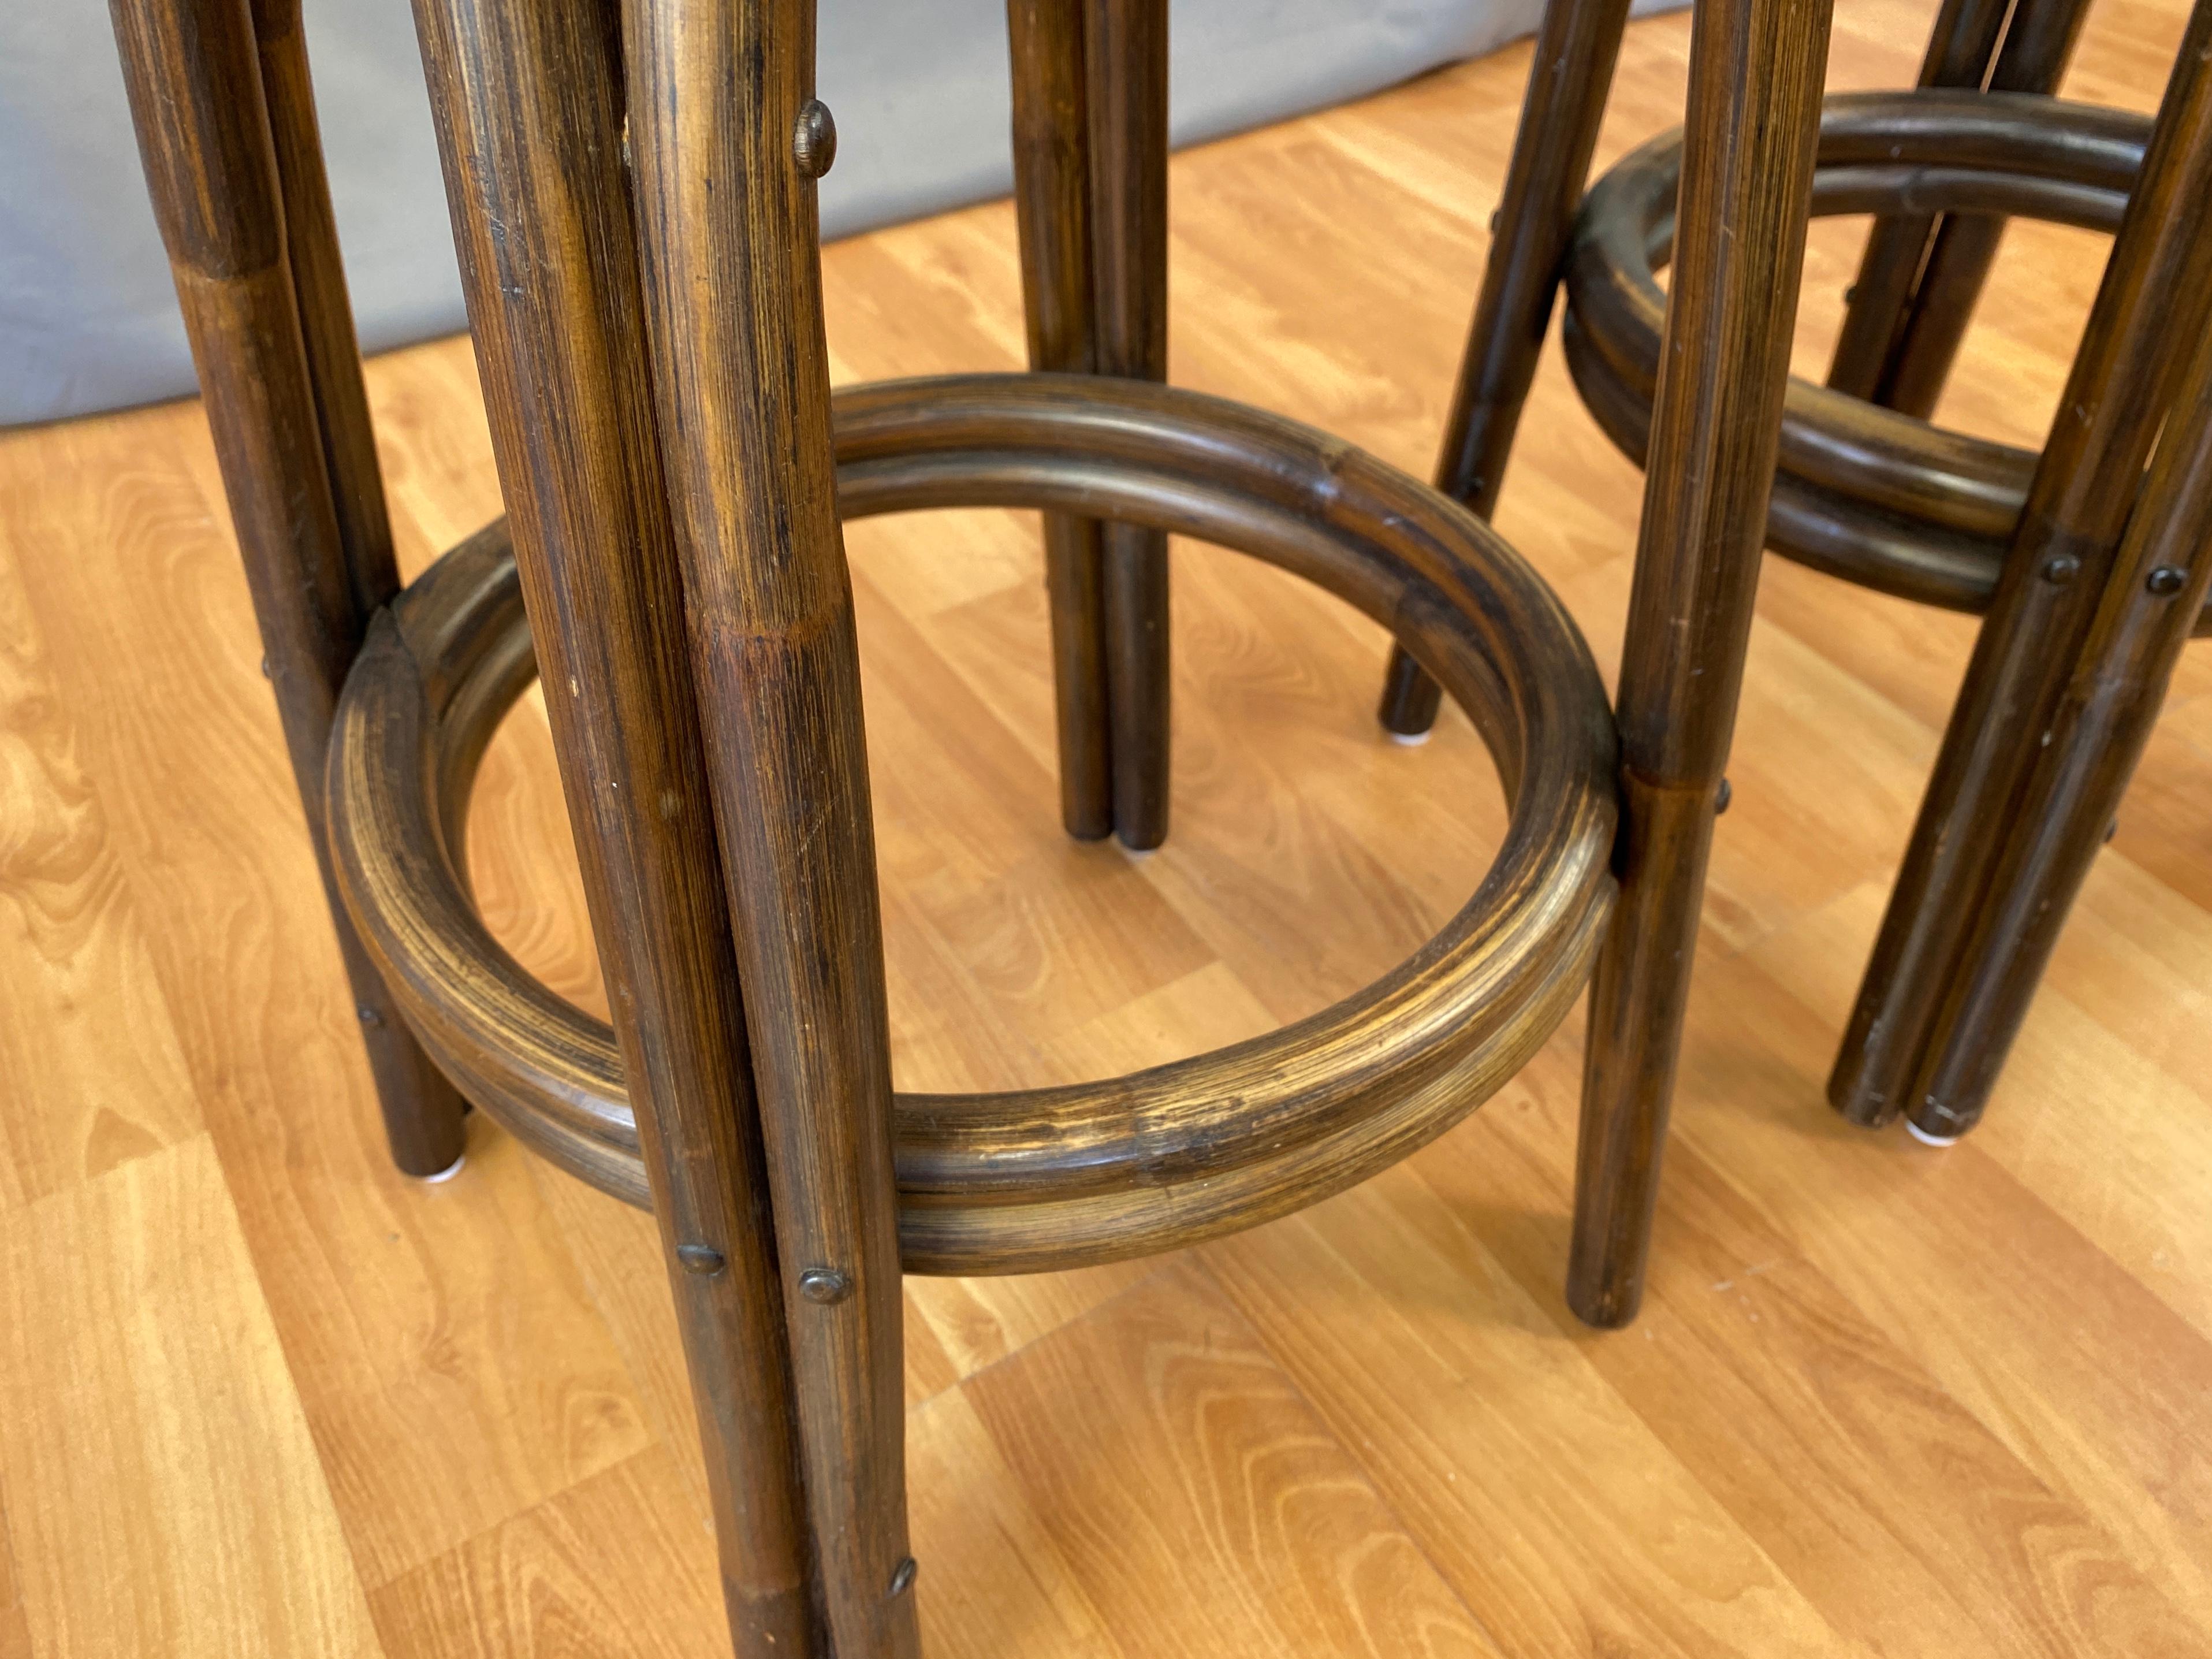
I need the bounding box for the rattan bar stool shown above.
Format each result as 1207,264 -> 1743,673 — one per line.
111,0 -> 1833,1649
1564,0 -> 2212,1147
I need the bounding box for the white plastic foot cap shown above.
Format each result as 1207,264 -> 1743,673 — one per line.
420,1152 -> 467,1183
1387,727 -> 1433,747
1904,1119 -> 1959,1148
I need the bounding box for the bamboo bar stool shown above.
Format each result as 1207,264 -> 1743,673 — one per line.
1563,0 -> 2212,1147
112,0 -> 1834,1647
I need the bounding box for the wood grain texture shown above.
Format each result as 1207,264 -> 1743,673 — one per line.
365,1448 -> 729,1659
904,1387 -> 1126,1659
963,1267 -> 1509,1658
10,1 -> 2212,1654
0,1138 -> 383,1657
3,409 -> 658,1594
0,552 -> 202,1211
1207,1161 -> 1864,1658
1405,1042 -> 2209,1657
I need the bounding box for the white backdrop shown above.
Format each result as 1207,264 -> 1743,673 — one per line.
0,0 -> 1670,427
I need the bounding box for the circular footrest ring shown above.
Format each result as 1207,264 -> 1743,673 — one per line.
328,373 -> 1617,1274
1564,88 -> 2212,636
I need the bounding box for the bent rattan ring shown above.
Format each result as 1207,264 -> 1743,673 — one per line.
1563,87 -> 2212,636
326,373 -> 1619,1275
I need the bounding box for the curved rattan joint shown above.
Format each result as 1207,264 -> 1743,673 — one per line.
1563,88 -> 2212,637
327,374 -> 1617,1275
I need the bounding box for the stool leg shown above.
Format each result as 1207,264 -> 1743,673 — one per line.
1871,0 -> 2095,419
1824,0 -> 2012,400
110,0 -> 467,1178
1830,3 -> 2212,1134
623,2 -> 919,1655
251,0 -> 396,625
1013,3 -> 1123,845
1371,0 -> 1637,738
1567,0 -> 1832,1329
1377,0 -> 1634,741
1006,0 -> 1170,849
1908,323 -> 2212,1137
1086,0 -> 1172,849
411,0 -> 819,1649
1008,0 -> 1114,841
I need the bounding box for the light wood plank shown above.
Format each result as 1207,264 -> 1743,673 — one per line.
0,540 -> 202,1212
364,1448 -> 725,1659
965,1267 -> 1508,1658
1409,1050 -> 2208,1657
0,414 -> 655,1588
1204,1173 -> 1861,1659
0,1137 -> 383,1657
907,1388 -> 1127,1659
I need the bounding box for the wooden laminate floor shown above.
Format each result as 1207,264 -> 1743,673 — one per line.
4,2 -> 2209,1653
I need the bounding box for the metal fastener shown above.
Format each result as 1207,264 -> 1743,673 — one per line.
356,1004 -> 384,1028
793,100 -> 837,178
798,1266 -> 851,1304
2105,818 -> 2120,843
2041,554 -> 2080,585
2147,565 -> 2188,597
888,1557 -> 918,1598
1714,777 -> 1733,816
676,1244 -> 727,1276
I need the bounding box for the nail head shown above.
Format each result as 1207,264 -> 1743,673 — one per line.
888,1557 -> 918,1597
2147,565 -> 2187,597
794,100 -> 837,178
676,1244 -> 727,1276
1714,777 -> 1732,816
356,1004 -> 383,1028
798,1267 -> 851,1304
2041,554 -> 2080,585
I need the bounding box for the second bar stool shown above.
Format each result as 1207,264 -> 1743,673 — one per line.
1377,0 -> 2212,1195
1563,1 -> 2212,1143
